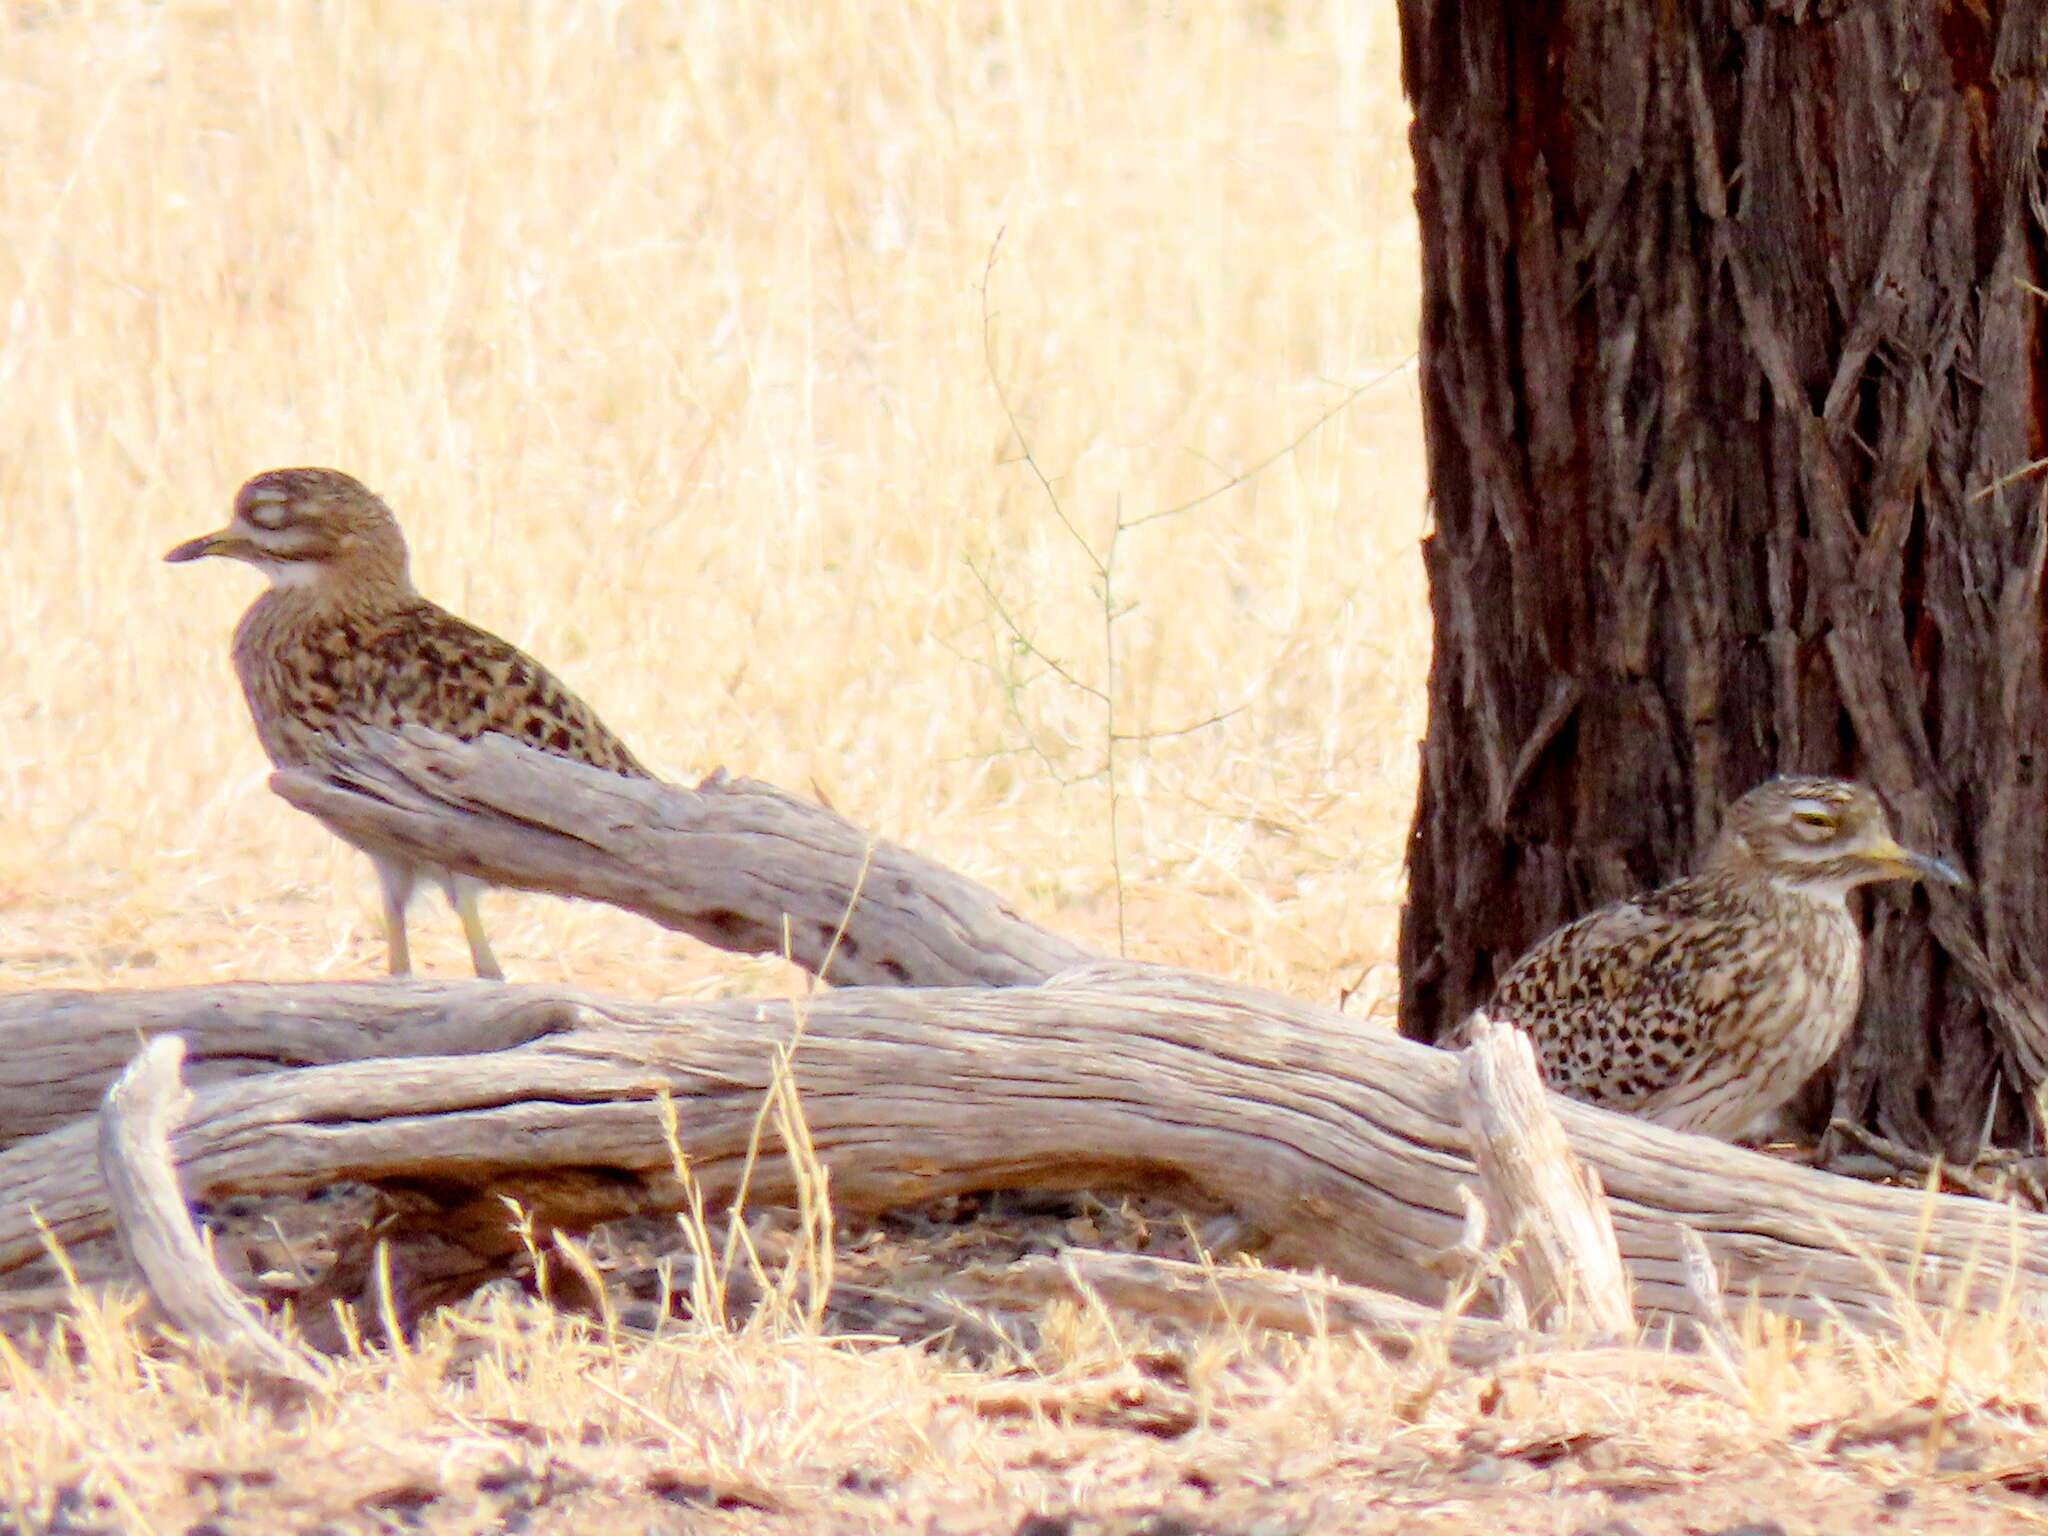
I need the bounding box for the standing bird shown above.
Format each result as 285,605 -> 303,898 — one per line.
166,467 -> 651,980
1470,776 -> 1962,1140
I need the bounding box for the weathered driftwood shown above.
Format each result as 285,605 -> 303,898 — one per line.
8,733 -> 2039,1342
5,968 -> 2046,1333
0,981 -> 575,1148
0,729 -> 1089,1151
983,1250 -> 1525,1368
96,1037 -> 325,1389
991,1251 -> 1732,1398
268,728 -> 1096,988
1458,1014 -> 1633,1336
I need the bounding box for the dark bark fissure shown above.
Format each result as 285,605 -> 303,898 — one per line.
1398,0 -> 2048,1156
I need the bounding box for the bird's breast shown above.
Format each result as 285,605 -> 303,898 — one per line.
229,595 -> 376,768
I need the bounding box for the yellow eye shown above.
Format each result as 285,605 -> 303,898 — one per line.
1793,809 -> 1836,830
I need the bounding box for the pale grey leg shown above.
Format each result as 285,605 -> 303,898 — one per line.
445,873 -> 505,981
370,854 -> 417,977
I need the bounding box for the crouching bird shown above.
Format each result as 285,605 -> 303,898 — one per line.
167,467 -> 650,979
1464,776 -> 1962,1140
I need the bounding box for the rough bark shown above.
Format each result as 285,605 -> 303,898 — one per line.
1397,0 -> 2048,1155
4,970 -> 2046,1334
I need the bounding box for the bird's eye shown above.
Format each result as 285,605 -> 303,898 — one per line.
1792,808 -> 1837,833
244,497 -> 290,530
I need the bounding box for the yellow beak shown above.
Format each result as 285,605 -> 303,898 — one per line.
1868,838 -> 1966,887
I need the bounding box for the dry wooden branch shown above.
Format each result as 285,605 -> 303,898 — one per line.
96,1037 -> 325,1390
268,727 -> 1096,988
981,1250 -> 1527,1368
989,1250 -> 1733,1399
6,969 -> 2046,1333
0,980 -> 576,1149
0,725 -> 1100,1155
1457,1014 -> 1635,1337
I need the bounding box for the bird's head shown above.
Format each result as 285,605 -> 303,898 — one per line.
165,468 -> 412,594
1710,775 -> 1964,897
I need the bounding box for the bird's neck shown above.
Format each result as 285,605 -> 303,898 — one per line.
1763,872 -> 1858,908
1697,846 -> 1855,914
247,565 -> 420,626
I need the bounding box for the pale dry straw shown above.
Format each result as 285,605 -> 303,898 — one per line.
0,0 -> 1426,1002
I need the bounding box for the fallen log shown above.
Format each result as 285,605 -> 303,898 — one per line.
985,1251 -> 1734,1397
0,981 -> 572,1148
8,731 -> 2039,1340
2,967 -> 2041,1332
981,1250 -> 1527,1367
0,727 -> 1091,1149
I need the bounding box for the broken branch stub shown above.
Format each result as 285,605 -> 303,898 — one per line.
96,1036 -> 326,1390
1456,1013 -> 1634,1338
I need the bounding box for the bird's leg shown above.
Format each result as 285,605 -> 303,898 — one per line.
370,854 -> 417,977
445,874 -> 505,981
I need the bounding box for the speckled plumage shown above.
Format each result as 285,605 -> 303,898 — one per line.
1471,776 -> 1961,1140
168,467 -> 650,978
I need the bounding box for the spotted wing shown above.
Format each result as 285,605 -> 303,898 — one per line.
1482,884 -> 1732,1111
332,601 -> 651,776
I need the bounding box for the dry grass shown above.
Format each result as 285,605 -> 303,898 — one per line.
0,1272 -> 2040,1535
4,2 -> 2046,1531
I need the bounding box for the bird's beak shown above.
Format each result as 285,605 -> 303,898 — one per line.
1871,839 -> 1967,888
164,527 -> 248,564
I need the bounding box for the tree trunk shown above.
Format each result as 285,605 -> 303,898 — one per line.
1396,0 -> 2048,1155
